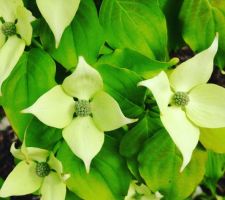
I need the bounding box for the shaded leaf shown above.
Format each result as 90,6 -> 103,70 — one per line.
138,130 -> 207,199
100,0 -> 168,60
179,0 -> 225,69
96,64 -> 146,117
57,136 -> 131,200
1,48 -> 56,139
98,48 -> 179,79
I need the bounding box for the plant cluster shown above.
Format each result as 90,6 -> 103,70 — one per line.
0,0 -> 225,200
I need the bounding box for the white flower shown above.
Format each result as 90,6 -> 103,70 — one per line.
23,56 -> 137,172
0,142 -> 69,200
125,181 -> 163,200
0,0 -> 35,94
138,34 -> 225,171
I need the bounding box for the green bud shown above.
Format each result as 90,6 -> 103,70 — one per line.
36,162 -> 50,177
75,100 -> 91,117
1,22 -> 17,37
172,92 -> 189,107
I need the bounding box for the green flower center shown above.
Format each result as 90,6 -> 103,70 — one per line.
36,162 -> 50,177
172,92 -> 189,107
1,22 -> 17,37
75,100 -> 91,117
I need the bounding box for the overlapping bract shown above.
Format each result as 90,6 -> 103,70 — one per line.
0,142 -> 69,200
139,35 -> 225,171
23,57 -> 137,172
0,0 -> 34,94
0,0 -> 81,95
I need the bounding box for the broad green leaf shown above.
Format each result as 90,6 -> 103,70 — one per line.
98,48 -> 179,79
26,118 -> 62,150
95,64 -> 145,118
204,151 -> 225,195
138,130 -> 207,200
200,127 -> 225,153
40,0 -> 104,70
1,48 -> 56,139
99,0 -> 168,60
159,0 -> 184,49
120,115 -> 162,158
40,22 -> 78,70
66,191 -> 82,200
179,0 -> 225,69
57,136 -> 131,200
127,157 -> 143,182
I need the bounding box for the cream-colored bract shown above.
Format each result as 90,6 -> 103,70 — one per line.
0,142 -> 68,200
36,0 -> 80,48
0,0 -> 35,95
138,34 -> 225,171
125,181 -> 163,200
22,56 -> 137,172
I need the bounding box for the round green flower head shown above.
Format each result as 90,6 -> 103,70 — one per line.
75,100 -> 91,117
172,92 -> 189,107
1,22 -> 17,37
36,162 -> 51,177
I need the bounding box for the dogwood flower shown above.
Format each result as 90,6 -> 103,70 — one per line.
22,57 -> 136,172
0,142 -> 69,200
36,0 -> 80,47
125,181 -> 163,200
0,0 -> 34,94
138,34 -> 225,171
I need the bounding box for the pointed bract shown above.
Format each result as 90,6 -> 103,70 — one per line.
0,22 -> 6,48
169,35 -> 218,92
0,161 -> 42,197
40,172 -> 67,200
16,6 -> 34,45
187,84 -> 225,128
11,142 -> 49,162
0,0 -> 23,21
10,143 -> 25,160
138,71 -> 173,113
91,91 -> 137,131
62,57 -> 103,100
48,153 -> 63,175
160,107 -> 200,171
36,0 -> 80,48
0,36 -> 25,95
22,85 -> 75,129
62,116 -> 104,173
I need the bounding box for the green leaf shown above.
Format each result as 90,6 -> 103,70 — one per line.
204,151 -> 225,195
159,0 -> 184,49
120,115 -> 162,158
127,157 -> 143,182
138,130 -> 207,200
40,0 -> 104,70
96,64 -> 146,118
1,48 -> 56,139
57,136 -> 131,200
26,118 -> 62,150
98,48 -> 179,79
40,22 -> 78,70
200,127 -> 225,153
99,0 -> 168,60
66,190 -> 82,200
179,0 -> 225,69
